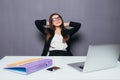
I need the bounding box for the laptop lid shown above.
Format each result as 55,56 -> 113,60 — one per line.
83,44 -> 120,72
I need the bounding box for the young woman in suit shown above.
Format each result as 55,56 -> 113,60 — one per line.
35,13 -> 81,56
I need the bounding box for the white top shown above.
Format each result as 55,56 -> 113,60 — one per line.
49,33 -> 68,51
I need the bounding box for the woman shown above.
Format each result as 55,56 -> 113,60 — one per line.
35,13 -> 81,56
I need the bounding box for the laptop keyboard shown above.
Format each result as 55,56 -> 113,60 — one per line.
79,66 -> 84,69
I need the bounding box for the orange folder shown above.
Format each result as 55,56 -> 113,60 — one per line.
7,58 -> 41,67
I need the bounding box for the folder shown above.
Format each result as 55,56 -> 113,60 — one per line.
4,58 -> 52,75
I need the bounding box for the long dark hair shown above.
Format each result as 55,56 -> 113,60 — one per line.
46,13 -> 69,43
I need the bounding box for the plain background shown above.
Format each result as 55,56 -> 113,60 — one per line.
0,0 -> 120,58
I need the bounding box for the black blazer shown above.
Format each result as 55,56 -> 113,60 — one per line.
35,19 -> 81,56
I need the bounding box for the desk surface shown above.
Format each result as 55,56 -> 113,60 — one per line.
0,56 -> 120,80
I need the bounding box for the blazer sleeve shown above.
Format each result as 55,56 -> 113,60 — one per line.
35,19 -> 47,35
69,21 -> 81,36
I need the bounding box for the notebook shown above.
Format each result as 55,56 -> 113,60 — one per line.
4,58 -> 53,74
68,44 -> 120,72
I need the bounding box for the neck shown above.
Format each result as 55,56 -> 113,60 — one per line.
55,27 -> 61,31
55,27 -> 61,35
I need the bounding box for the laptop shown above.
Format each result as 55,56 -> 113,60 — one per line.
68,44 -> 120,72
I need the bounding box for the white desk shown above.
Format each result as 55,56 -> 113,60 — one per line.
0,56 -> 120,80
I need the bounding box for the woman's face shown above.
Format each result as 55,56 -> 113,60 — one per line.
52,15 -> 62,27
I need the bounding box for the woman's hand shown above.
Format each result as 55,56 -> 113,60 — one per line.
64,22 -> 69,27
46,21 -> 49,26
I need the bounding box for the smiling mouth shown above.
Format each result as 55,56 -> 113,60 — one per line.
56,22 -> 60,24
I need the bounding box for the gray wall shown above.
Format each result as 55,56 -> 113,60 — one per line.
0,0 -> 120,58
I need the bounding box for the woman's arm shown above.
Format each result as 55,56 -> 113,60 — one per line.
69,21 -> 81,36
64,22 -> 69,27
35,19 -> 47,34
64,21 -> 81,36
